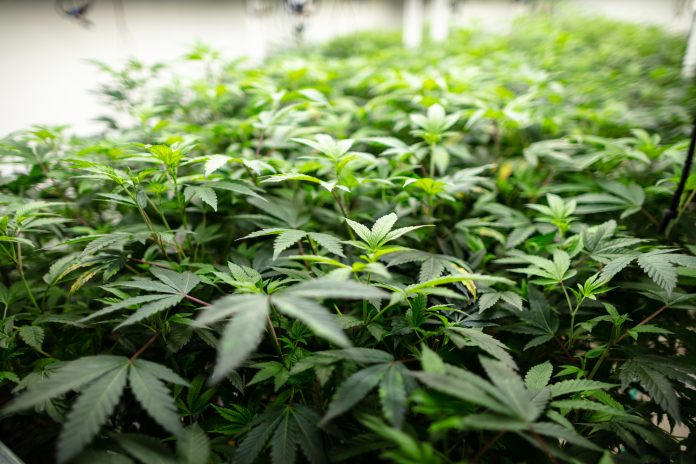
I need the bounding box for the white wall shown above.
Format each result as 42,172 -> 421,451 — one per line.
0,0 -> 402,136
0,0 -> 692,136
565,0 -> 692,31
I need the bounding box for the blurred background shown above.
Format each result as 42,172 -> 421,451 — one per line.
0,0 -> 693,135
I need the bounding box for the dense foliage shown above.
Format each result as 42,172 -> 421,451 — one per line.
1,17 -> 696,464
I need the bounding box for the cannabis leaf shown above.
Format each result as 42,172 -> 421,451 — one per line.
316,348 -> 412,429
234,404 -> 325,464
79,268 -> 201,328
197,280 -> 388,382
241,228 -> 344,258
3,356 -> 188,463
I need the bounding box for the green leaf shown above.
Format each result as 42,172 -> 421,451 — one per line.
530,422 -> 601,451
379,365 -> 407,428
345,218 -> 372,244
234,407 -> 284,464
177,425 -> 211,464
282,279 -> 388,300
371,213 -> 398,244
320,363 -> 388,425
637,251 -> 678,296
116,294 -> 182,329
128,362 -> 184,436
79,294 -> 172,323
18,326 -> 44,351
550,399 -> 627,416
151,268 -> 200,295
209,296 -> 270,383
3,355 -> 127,414
525,361 -> 553,389
619,359 -> 680,422
272,296 -> 350,348
58,363 -> 129,463
114,434 -> 178,464
420,345 -> 445,374
274,229 -> 307,259
307,232 -> 344,257
447,327 -> 516,368
549,379 -> 616,398
317,348 -> 393,364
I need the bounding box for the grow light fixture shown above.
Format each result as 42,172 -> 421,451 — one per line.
284,0 -> 320,42
55,0 -> 94,27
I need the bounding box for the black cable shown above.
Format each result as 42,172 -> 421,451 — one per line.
658,117 -> 696,233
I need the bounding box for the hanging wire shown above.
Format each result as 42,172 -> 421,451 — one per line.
112,0 -> 132,53
658,117 -> 696,234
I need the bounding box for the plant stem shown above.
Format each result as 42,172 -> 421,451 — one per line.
527,425 -> 559,464
561,283 -> 576,349
183,294 -> 211,307
473,431 -> 505,463
129,332 -> 159,361
266,313 -> 284,364
16,242 -> 40,311
128,257 -> 172,269
641,208 -> 660,227
588,303 -> 669,379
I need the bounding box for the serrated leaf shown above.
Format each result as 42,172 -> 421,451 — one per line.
273,229 -> 307,259
447,327 -> 516,368
58,364 -> 129,463
549,379 -> 616,398
371,213 -> 398,244
379,365 -> 407,428
318,348 -> 393,364
525,361 -> 552,389
619,359 -> 680,422
307,232 -> 344,257
114,434 -> 178,464
320,363 -> 388,425
420,345 -> 445,374
234,408 -> 284,464
79,294 -> 171,323
209,296 -> 270,383
637,252 -> 677,296
116,294 -> 182,329
282,279 -> 388,300
273,296 -> 350,348
128,363 -> 184,436
151,268 -> 200,295
177,425 -> 210,464
531,422 -> 601,451
3,355 -> 127,414
204,155 -> 230,176
345,218 -> 372,244
18,326 -> 44,351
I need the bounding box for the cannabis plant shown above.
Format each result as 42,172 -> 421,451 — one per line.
1,16 -> 695,464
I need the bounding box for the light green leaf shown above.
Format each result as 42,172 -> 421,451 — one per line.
177,425 -> 211,464
128,362 -> 184,436
320,363 -> 388,425
58,364 -> 129,463
274,229 -> 307,259
210,297 -> 270,383
273,296 -> 350,348
447,327 -> 516,368
525,361 -> 553,389
3,356 -> 127,414
282,279 -> 388,300
307,232 -> 344,257
379,365 -> 407,428
18,326 -> 44,351
549,379 -> 616,398
116,295 -> 183,329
